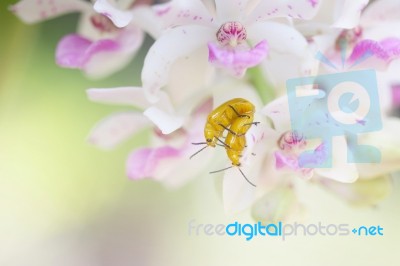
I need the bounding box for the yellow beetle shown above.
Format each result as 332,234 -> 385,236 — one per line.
204,98 -> 255,147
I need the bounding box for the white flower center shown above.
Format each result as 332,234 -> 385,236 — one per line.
90,14 -> 119,33
278,131 -> 307,151
335,26 -> 363,50
216,21 -> 247,47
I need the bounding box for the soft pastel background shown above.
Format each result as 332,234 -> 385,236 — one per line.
1,1 -> 399,265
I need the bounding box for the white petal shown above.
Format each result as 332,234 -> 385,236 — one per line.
333,0 -> 369,29
315,136 -> 359,183
143,107 -> 184,134
317,176 -> 392,206
94,0 -> 134,28
251,186 -> 299,223
262,48 -> 319,90
261,94 -> 292,132
131,6 -> 163,39
164,45 -> 214,112
212,80 -> 264,111
153,144 -> 216,188
10,0 -> 90,24
247,0 -> 321,22
357,118 -> 400,177
262,89 -> 325,132
222,164 -> 257,214
247,22 -> 307,56
215,0 -> 249,22
87,112 -> 151,149
152,0 -> 215,28
87,86 -> 150,109
361,0 -> 400,27
141,25 -> 214,102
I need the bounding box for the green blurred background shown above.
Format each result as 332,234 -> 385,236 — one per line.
1,1 -> 400,265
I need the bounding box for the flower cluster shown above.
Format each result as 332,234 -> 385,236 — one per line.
12,0 -> 400,219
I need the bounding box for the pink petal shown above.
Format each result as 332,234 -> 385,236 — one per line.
247,0 -> 321,22
274,150 -> 316,180
208,40 -> 268,77
94,0 -> 134,28
141,25 -> 213,102
391,84 -> 400,108
298,143 -> 329,168
127,146 -> 181,179
56,25 -> 144,78
10,0 -> 90,24
348,38 -> 400,70
87,112 -> 151,149
274,151 -> 299,170
83,26 -> 144,78
56,34 -> 119,69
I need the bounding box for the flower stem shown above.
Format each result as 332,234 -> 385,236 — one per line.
247,65 -> 275,104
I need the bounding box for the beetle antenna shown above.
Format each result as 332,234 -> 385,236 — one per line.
216,137 -> 230,148
238,168 -> 256,187
192,142 -> 208,145
209,165 -> 233,174
189,145 -> 208,159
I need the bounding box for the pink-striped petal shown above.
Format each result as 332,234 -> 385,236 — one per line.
208,40 -> 268,77
127,146 -> 181,180
348,38 -> 400,70
10,0 -> 90,24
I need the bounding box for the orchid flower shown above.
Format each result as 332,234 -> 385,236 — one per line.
221,83 -> 400,214
304,0 -> 400,71
86,81 -> 248,188
96,0 -> 323,102
86,85 -> 206,188
11,0 -> 155,78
